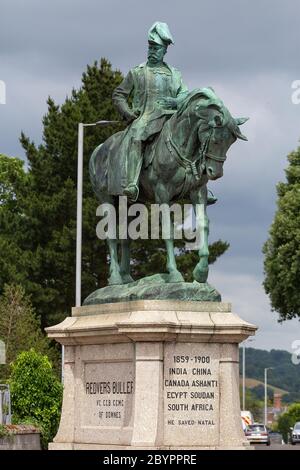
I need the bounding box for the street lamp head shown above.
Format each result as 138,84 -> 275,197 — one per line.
95,120 -> 120,126
82,120 -> 120,127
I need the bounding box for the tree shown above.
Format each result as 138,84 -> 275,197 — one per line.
9,349 -> 63,448
242,388 -> 264,422
18,59 -> 124,326
0,153 -> 26,207
263,147 -> 300,320
277,403 -> 300,443
0,155 -> 31,292
1,59 -> 229,328
238,348 -> 300,401
0,284 -> 59,380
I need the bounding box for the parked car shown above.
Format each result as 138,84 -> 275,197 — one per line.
269,431 -> 284,445
290,422 -> 300,445
245,423 -> 271,446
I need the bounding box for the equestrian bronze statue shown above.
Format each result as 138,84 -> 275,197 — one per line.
89,22 -> 248,288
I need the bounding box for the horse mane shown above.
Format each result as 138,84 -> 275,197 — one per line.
177,87 -> 244,139
177,87 -> 224,117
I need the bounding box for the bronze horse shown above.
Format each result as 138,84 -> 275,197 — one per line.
89,88 -> 248,285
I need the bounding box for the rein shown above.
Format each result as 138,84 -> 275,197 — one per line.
165,122 -> 226,176
164,119 -> 226,198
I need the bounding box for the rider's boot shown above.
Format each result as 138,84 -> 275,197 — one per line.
123,139 -> 143,202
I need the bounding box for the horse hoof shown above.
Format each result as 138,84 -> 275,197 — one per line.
167,271 -> 184,283
108,272 -> 124,285
193,266 -> 208,283
121,274 -> 135,284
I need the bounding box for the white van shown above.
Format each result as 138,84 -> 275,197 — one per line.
241,410 -> 254,431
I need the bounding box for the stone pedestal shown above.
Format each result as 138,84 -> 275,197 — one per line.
46,300 -> 256,450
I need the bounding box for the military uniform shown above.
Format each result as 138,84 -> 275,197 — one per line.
108,22 -> 188,201
113,62 -> 188,141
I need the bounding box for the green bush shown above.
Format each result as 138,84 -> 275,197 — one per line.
0,284 -> 61,381
277,403 -> 300,443
9,349 -> 63,448
0,424 -> 11,439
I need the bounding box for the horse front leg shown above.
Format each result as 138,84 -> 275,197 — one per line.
190,187 -> 209,283
165,235 -> 184,283
155,186 -> 184,283
107,238 -> 123,285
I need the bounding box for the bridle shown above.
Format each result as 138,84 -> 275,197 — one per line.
165,120 -> 227,182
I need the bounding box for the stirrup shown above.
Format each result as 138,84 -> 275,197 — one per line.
124,184 -> 139,202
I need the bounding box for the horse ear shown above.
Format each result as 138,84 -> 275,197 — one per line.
235,128 -> 248,141
235,117 -> 249,126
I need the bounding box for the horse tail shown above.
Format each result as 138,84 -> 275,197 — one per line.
89,143 -> 103,193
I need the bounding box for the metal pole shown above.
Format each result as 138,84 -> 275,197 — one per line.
8,384 -> 11,424
61,344 -> 65,384
75,120 -> 118,308
242,344 -> 245,411
67,122 -> 83,385
264,368 -> 267,426
76,123 -> 84,307
0,389 -> 2,425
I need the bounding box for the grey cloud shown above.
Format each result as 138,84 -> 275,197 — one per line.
210,269 -> 300,352
1,0 -> 300,76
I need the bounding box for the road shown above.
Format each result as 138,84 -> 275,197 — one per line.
255,444 -> 300,450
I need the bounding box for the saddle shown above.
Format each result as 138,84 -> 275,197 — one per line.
106,128 -> 162,195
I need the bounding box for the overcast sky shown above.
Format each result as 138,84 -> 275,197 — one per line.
1,0 -> 300,353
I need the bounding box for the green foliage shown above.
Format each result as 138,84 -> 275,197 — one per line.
277,403 -> 300,443
0,154 -> 26,207
239,348 -> 300,402
0,424 -> 11,439
0,155 -> 31,292
0,284 -> 60,381
251,385 -> 273,402
240,388 -> 264,422
9,349 -> 63,448
263,147 -> 300,320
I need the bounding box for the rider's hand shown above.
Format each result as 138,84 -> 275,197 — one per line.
158,97 -> 177,109
124,110 -> 140,123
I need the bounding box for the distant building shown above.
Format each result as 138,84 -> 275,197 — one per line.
267,393 -> 287,425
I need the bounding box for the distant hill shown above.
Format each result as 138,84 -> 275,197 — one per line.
241,377 -> 289,396
239,348 -> 300,403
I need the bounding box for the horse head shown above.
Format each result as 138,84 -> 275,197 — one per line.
177,88 -> 249,180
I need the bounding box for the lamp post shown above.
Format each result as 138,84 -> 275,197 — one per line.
242,338 -> 255,411
76,120 -> 119,307
61,120 -> 119,385
264,367 -> 274,427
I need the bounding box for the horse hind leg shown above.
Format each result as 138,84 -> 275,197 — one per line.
97,192 -> 124,286
120,238 -> 134,284
107,237 -> 124,285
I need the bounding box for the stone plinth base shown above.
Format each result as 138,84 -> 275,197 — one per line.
46,300 -> 256,450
